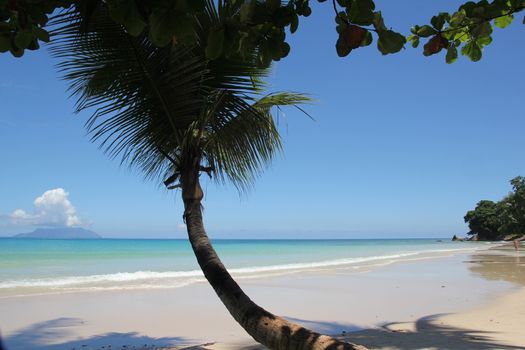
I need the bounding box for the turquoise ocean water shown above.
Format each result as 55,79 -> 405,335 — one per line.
0,238 -> 488,297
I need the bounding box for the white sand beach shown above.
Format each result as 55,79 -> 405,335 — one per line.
1,246 -> 523,350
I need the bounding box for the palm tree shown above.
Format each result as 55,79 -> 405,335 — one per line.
50,2 -> 367,350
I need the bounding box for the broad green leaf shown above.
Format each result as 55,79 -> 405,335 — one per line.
347,0 -> 375,25
14,30 -> 32,49
280,42 -> 290,58
205,28 -> 225,60
10,46 -> 24,57
172,14 -> 194,43
108,0 -> 127,23
470,21 -> 492,37
290,14 -> 298,33
27,39 -> 39,51
125,15 -> 146,36
0,35 -> 10,53
423,35 -> 446,56
336,37 -> 351,57
446,46 -> 458,63
407,34 -> 420,48
149,8 -> 175,47
449,10 -> 466,26
372,12 -> 386,31
417,25 -> 437,38
461,40 -> 482,61
34,27 -> 50,42
377,30 -> 405,55
431,13 -> 449,30
360,30 -> 373,47
477,35 -> 492,47
494,14 -> 513,28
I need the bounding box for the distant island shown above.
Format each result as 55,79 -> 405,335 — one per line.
13,227 -> 101,239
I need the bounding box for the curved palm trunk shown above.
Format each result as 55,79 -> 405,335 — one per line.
181,168 -> 367,350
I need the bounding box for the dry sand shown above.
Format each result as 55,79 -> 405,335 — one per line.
1,245 -> 524,350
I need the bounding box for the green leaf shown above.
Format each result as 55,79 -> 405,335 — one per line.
461,40 -> 482,61
290,14 -> 298,33
423,35 -> 446,56
280,41 -> 290,58
14,30 -> 33,49
407,34 -> 420,48
470,21 -> 492,37
302,6 -> 312,17
34,27 -> 50,42
372,12 -> 387,31
494,14 -> 513,28
449,10 -> 466,26
0,34 -> 10,53
360,30 -> 373,47
172,14 -> 194,43
205,28 -> 225,60
27,39 -> 39,51
377,30 -> 405,55
124,15 -> 146,36
10,46 -> 24,57
476,35 -> 492,47
347,0 -> 375,26
446,46 -> 458,63
431,13 -> 449,31
416,25 -> 437,38
149,8 -> 174,47
108,0 -> 127,23
336,37 -> 351,57
122,0 -> 146,36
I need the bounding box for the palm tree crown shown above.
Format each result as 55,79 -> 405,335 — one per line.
50,1 -> 309,193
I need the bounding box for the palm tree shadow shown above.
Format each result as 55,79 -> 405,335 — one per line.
2,318 -> 196,350
285,315 -> 523,350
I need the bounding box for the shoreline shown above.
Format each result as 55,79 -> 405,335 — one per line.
1,246 -> 523,349
0,243 -> 493,299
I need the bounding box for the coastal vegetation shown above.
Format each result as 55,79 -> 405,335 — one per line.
464,176 -> 525,240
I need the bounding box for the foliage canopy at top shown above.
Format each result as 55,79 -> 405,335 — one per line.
1,0 -> 523,64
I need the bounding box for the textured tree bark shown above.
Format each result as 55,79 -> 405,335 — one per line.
181,168 -> 368,350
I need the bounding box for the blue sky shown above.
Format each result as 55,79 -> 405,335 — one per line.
0,1 -> 523,238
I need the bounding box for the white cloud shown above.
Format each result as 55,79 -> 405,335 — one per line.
177,223 -> 187,231
8,188 -> 82,227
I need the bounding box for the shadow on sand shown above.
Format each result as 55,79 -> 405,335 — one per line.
2,313 -> 523,350
2,317 -> 197,350
285,315 -> 523,350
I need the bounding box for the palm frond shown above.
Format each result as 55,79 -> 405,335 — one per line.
49,5 -> 208,181
200,92 -> 311,191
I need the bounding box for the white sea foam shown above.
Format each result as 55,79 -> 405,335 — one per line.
0,245 -> 484,293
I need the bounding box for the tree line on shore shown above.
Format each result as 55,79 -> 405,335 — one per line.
465,176 -> 525,240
